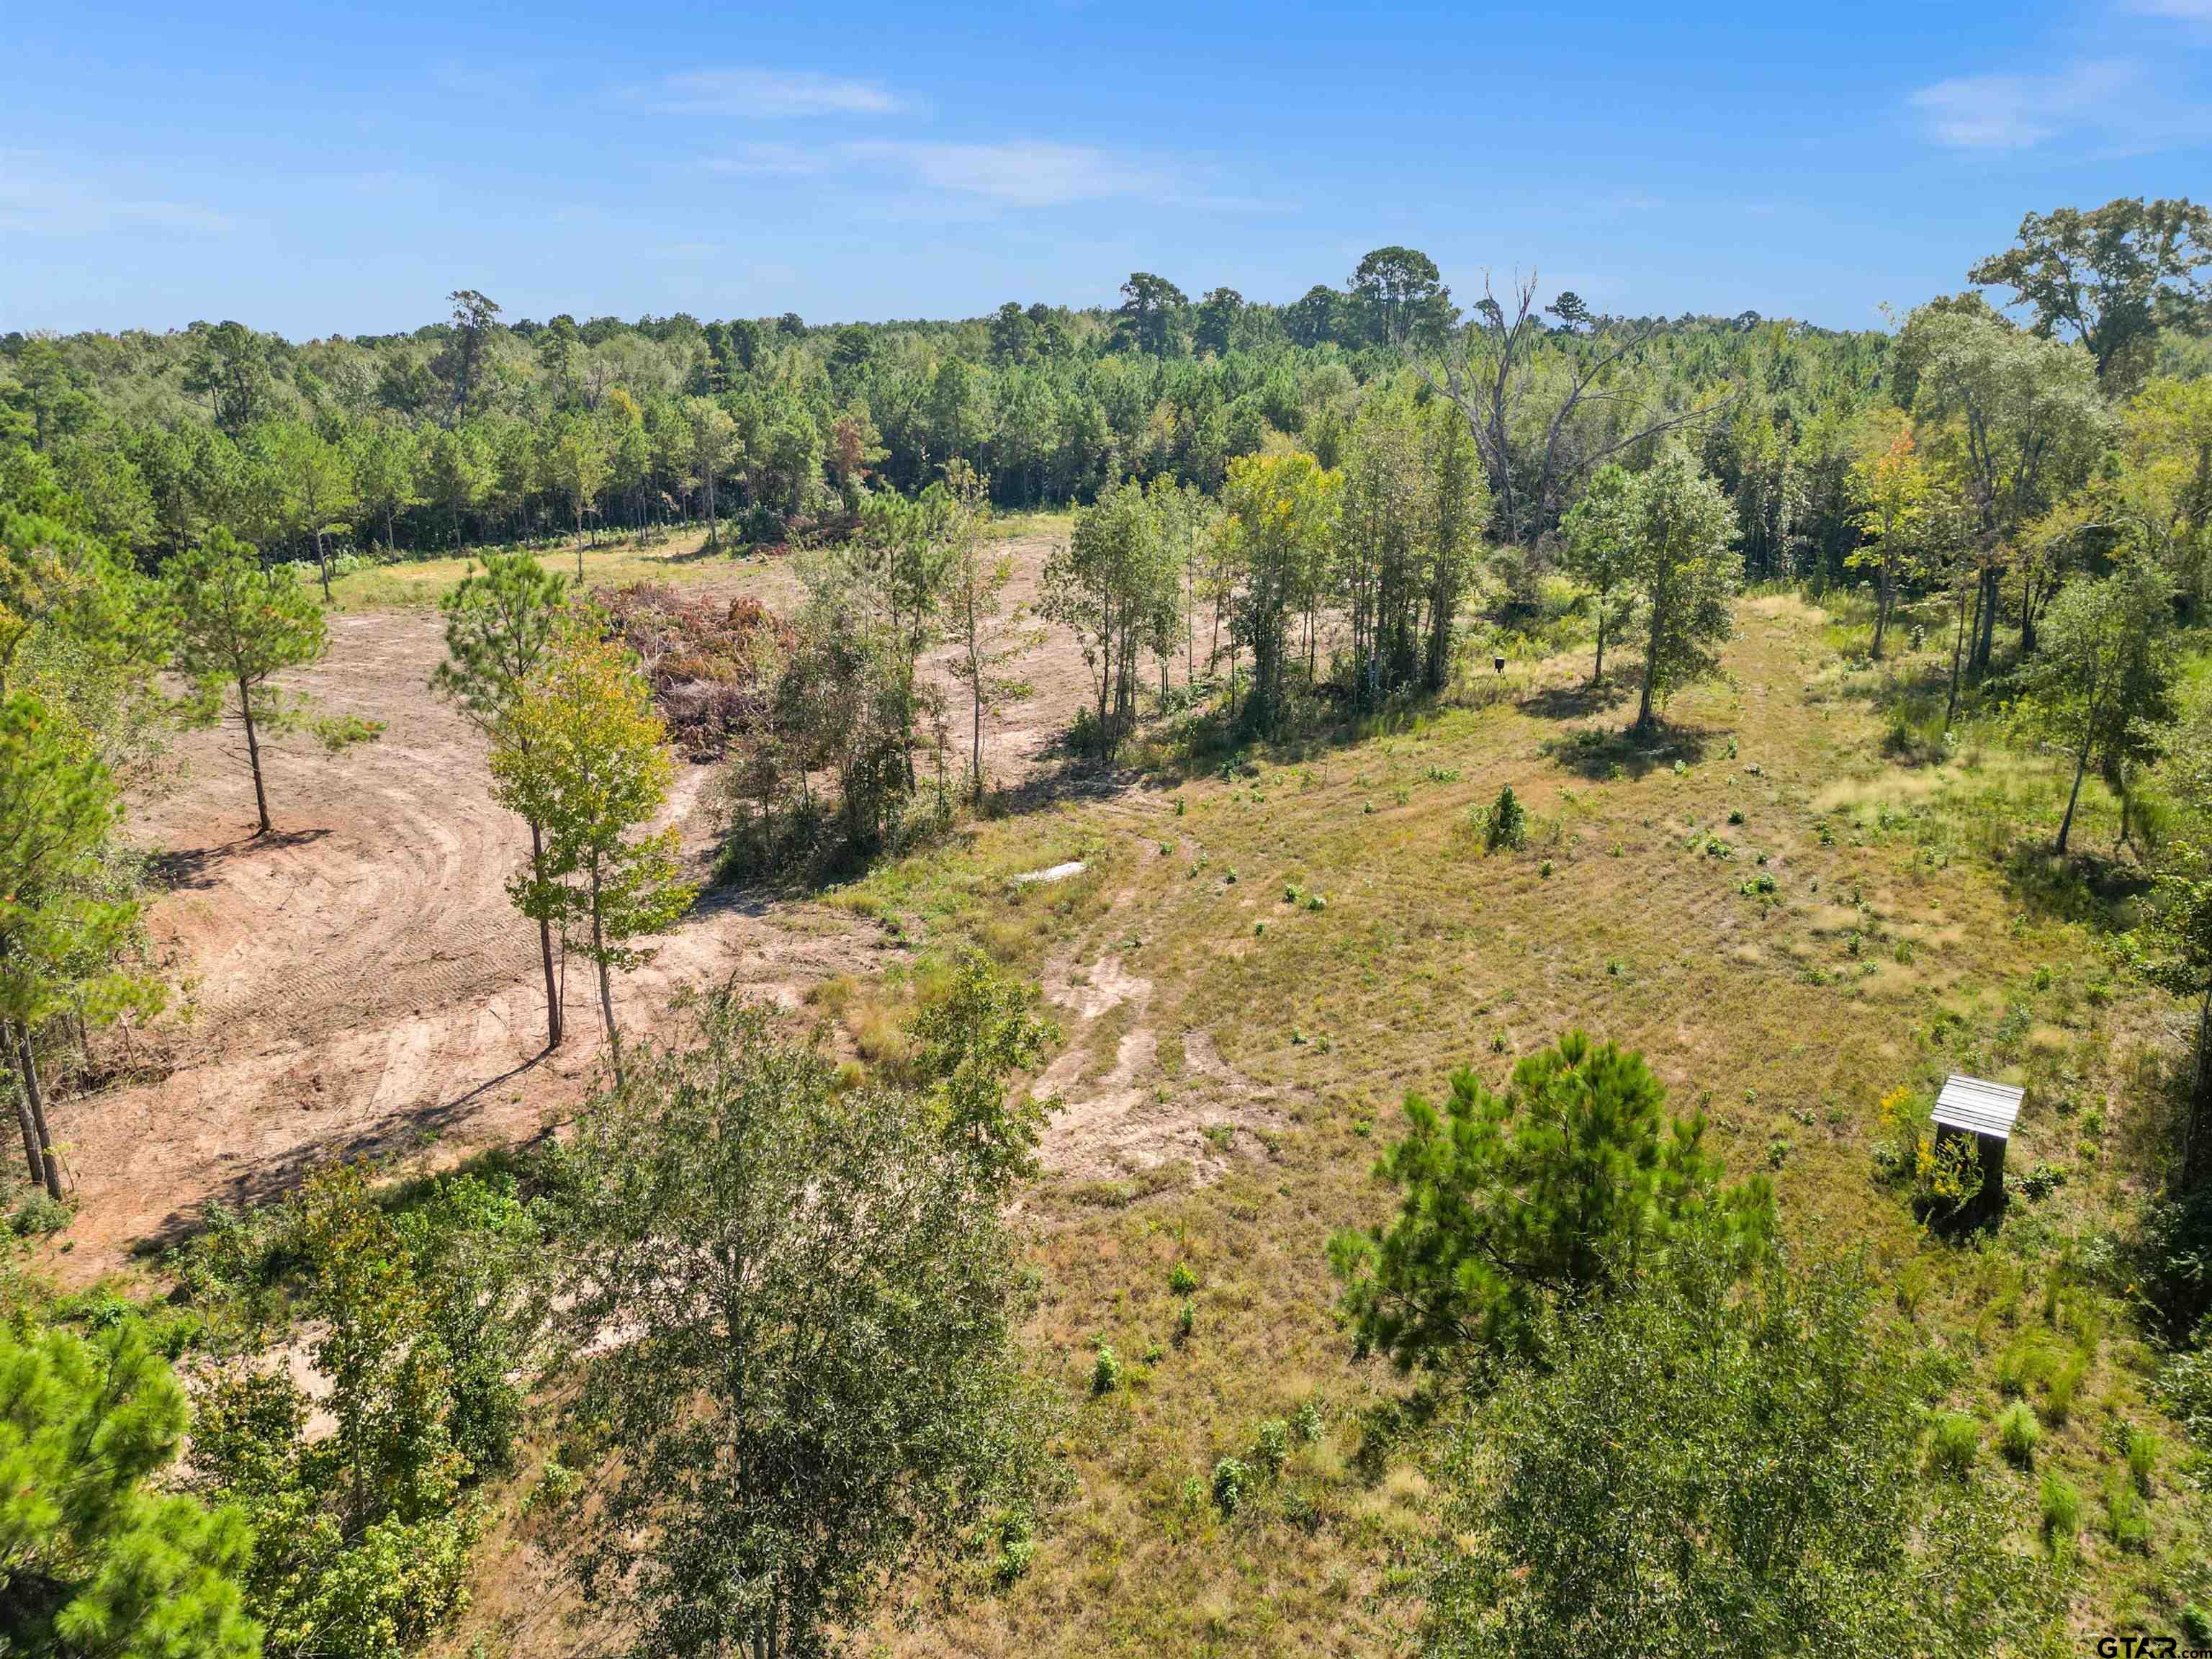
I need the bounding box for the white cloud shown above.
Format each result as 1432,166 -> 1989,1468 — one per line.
1908,57 -> 2211,153
842,140 -> 1172,206
705,138 -> 1262,211
703,142 -> 828,178
0,151 -> 234,237
641,68 -> 904,118
1908,60 -> 2134,148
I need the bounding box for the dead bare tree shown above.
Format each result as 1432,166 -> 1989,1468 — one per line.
1427,271 -> 1737,542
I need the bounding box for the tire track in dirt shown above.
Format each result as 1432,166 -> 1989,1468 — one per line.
55,603 -> 897,1281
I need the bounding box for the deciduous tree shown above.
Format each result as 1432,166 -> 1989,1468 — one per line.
487,613 -> 694,1079
1969,197 -> 2212,392
1427,1243 -> 2045,1659
1847,425 -> 1933,660
554,994 -> 1054,1659
433,552 -> 571,1047
937,461 -> 1033,800
2023,557 -> 2175,855
1622,445 -> 1742,733
1559,462 -> 1637,680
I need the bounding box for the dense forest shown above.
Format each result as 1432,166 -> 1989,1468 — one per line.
6,197 -> 2212,1659
1,253 -> 1890,568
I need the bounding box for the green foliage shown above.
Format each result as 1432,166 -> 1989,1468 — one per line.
488,611 -> 695,1074
1041,477 -> 1182,752
1209,1457 -> 1250,1517
552,992 -> 1056,1659
907,949 -> 1056,1192
1425,1244 -> 2050,1659
1968,198 -> 2212,390
1216,451 -> 1341,737
164,527 -> 333,835
2102,1470 -> 2151,1554
2123,1425 -> 2159,1493
431,550 -> 569,728
1327,1030 -> 1773,1370
1168,1262 -> 1199,1296
184,1163 -> 546,1659
0,1318 -> 259,1658
1558,462 -> 1637,680
1479,783 -> 1527,853
1619,444 -> 1743,732
2020,556 -> 2177,853
1251,1418 -> 1290,1480
0,689 -> 162,1193
1090,1344 -> 1121,1396
1995,1401 -> 2041,1467
2038,1471 -> 2080,1557
1928,1411 -> 1980,1479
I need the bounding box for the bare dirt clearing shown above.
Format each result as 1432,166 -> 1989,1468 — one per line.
52,528 -> 1085,1278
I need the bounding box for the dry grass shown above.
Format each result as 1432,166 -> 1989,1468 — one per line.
821,600 -> 2206,1653
434,598 -> 2208,1655
318,527 -> 756,611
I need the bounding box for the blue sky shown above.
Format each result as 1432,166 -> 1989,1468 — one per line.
5,0 -> 2211,338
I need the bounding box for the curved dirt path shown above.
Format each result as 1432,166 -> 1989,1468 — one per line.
50,533 -> 1097,1281
55,606 -> 881,1280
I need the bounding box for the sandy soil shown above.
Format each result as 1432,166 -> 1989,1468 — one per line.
44,532 -> 1138,1281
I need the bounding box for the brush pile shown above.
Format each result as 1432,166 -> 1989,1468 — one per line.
597,581 -> 791,759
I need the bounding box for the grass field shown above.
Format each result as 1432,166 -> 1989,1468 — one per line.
733,591 -> 2207,1656
314,510 -> 1076,611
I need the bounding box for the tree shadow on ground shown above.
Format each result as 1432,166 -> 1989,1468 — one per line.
1517,670 -> 1633,724
1997,843 -> 2155,937
125,1047 -> 558,1263
1541,721 -> 1715,781
146,827 -> 331,891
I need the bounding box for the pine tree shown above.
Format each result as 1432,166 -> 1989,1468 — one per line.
0,1318 -> 261,1658
0,691 -> 161,1196
165,529 -> 329,836
1327,1030 -> 1773,1369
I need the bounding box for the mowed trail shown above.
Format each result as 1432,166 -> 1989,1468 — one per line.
54,534 -> 1086,1279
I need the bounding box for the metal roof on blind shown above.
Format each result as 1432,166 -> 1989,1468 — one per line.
1930,1074 -> 2026,1141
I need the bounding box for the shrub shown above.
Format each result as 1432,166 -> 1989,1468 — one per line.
1996,1402 -> 2040,1467
1211,1457 -> 1251,1516
1253,1419 -> 1290,1480
1928,1411 -> 1979,1479
1176,1299 -> 1196,1344
1292,1399 -> 1323,1444
2124,1426 -> 2159,1493
994,1514 -> 1036,1585
1911,1132 -> 1984,1225
1481,785 -> 1527,853
1168,1262 -> 1199,1295
1091,1344 -> 1121,1395
2038,1472 -> 2080,1557
2041,1357 -> 2085,1426
8,1187 -> 71,1235
2103,1471 -> 2150,1553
